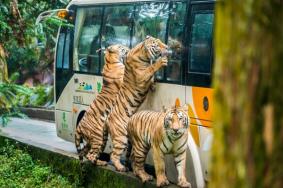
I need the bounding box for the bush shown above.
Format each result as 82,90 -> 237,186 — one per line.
0,140 -> 74,188
0,83 -> 32,126
0,81 -> 54,126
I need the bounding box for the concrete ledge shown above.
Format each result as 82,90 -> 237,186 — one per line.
0,135 -> 177,188
20,107 -> 55,121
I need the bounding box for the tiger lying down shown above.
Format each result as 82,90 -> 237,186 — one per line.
75,44 -> 129,165
127,99 -> 191,188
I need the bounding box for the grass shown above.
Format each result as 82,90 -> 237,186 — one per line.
0,140 -> 75,188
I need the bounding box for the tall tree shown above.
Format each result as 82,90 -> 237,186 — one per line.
0,0 -> 24,83
0,0 -> 69,84
211,1 -> 283,187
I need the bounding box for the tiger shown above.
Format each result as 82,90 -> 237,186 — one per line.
74,44 -> 129,165
127,100 -> 191,188
107,36 -> 170,172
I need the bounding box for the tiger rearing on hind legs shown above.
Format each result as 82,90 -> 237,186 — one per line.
106,36 -> 170,172
75,44 -> 129,166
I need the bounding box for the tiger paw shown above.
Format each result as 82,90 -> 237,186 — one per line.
156,175 -> 169,187
177,178 -> 191,188
117,166 -> 127,172
141,174 -> 153,183
137,171 -> 153,183
86,153 -> 97,164
114,162 -> 127,172
96,160 -> 108,166
158,57 -> 168,67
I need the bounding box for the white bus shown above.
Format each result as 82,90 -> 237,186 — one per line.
54,0 -> 214,187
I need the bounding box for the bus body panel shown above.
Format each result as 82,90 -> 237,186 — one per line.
56,73 -> 212,185
55,73 -> 103,141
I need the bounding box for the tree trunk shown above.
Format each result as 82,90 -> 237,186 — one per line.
10,0 -> 25,46
0,44 -> 8,83
210,1 -> 283,188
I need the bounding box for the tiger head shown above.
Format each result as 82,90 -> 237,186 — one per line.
105,44 -> 130,63
163,106 -> 189,139
143,36 -> 170,61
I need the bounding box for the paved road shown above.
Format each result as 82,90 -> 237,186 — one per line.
1,118 -> 77,158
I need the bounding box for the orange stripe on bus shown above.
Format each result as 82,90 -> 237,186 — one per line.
192,87 -> 213,127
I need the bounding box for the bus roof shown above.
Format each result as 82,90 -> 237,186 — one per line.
68,0 -> 215,7
68,0 -> 152,6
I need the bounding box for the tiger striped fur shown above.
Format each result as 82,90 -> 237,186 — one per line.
106,36 -> 169,172
127,106 -> 191,188
75,44 -> 129,165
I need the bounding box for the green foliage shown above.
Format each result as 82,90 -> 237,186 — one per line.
0,82 -> 54,126
26,85 -> 54,107
0,140 -> 73,187
0,0 -> 70,82
0,83 -> 33,109
0,0 -> 68,125
0,83 -> 32,126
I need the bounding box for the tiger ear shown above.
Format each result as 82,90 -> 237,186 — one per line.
146,35 -> 151,39
175,98 -> 181,108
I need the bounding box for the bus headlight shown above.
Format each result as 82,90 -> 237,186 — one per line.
57,10 -> 68,19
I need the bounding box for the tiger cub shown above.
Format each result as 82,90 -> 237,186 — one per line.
75,44 -> 129,165
127,101 -> 191,188
107,36 -> 169,172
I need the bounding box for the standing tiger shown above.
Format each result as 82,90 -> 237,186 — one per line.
107,36 -> 169,172
75,44 -> 129,165
127,100 -> 191,188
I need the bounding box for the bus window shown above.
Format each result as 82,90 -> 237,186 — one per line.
100,5 -> 133,70
73,7 -> 103,74
56,32 -> 65,69
166,1 -> 187,82
63,31 -> 70,69
189,13 -> 214,73
133,2 -> 169,80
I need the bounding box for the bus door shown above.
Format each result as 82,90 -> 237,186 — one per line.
186,2 -> 215,180
55,25 -> 74,141
55,26 -> 73,102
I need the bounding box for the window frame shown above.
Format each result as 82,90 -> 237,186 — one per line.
56,31 -> 65,69
186,2 -> 214,88
56,26 -> 73,71
55,24 -> 74,101
164,1 -> 188,84
99,4 -> 135,74
72,6 -> 104,75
